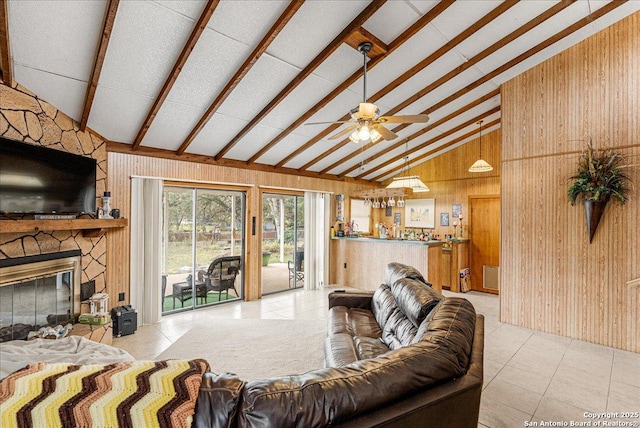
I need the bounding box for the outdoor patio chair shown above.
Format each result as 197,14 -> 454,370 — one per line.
288,251 -> 304,287
199,255 -> 241,301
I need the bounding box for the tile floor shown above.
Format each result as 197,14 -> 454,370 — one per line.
113,287 -> 640,428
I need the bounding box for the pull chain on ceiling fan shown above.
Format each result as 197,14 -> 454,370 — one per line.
306,42 -> 430,144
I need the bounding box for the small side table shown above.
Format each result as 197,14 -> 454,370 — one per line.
71,321 -> 113,346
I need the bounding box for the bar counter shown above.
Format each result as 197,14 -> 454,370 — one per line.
330,236 -> 444,292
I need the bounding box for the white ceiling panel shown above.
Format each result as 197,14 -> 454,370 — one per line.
12,65 -> 87,123
313,44 -> 363,86
88,87 -> 154,143
216,55 -> 299,121
362,1 -> 424,44
265,1 -> 369,69
188,112 -> 248,156
152,0 -> 207,22
8,0 -> 105,82
259,74 -> 339,131
207,1 -> 290,47
430,1 -> 503,42
140,101 -> 205,150
225,123 -> 284,161
98,1 -> 196,97
165,28 -> 254,109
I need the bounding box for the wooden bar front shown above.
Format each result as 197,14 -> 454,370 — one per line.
330,237 -> 443,292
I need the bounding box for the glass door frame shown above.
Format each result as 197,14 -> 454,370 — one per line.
162,183 -> 246,314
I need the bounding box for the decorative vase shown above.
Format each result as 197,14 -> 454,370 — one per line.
583,196 -> 609,243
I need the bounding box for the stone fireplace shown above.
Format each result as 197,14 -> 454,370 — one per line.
0,250 -> 82,342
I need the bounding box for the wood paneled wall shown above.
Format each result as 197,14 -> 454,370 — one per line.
406,129 -> 501,238
500,12 -> 639,352
107,152 -> 371,302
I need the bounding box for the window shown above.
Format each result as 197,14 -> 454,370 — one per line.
350,199 -> 371,234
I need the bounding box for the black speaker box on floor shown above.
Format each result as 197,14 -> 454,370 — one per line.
111,305 -> 137,337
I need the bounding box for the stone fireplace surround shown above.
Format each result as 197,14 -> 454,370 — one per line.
0,250 -> 83,342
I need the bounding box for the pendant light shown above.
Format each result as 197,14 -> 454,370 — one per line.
468,120 -> 493,173
386,141 -> 430,192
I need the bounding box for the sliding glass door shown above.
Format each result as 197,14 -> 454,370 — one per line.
162,186 -> 245,314
261,193 -> 304,294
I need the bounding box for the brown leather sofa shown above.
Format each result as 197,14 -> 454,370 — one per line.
194,262 -> 484,428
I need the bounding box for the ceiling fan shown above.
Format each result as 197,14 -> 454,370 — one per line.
306,42 -> 429,144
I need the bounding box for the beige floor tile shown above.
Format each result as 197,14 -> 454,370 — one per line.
544,368 -> 609,411
478,398 -> 532,428
494,365 -> 552,395
482,378 -> 543,415
607,380 -> 640,415
532,395 -> 591,424
611,350 -> 640,388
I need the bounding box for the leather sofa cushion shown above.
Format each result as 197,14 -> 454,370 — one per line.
325,333 -> 358,367
391,277 -> 442,328
382,306 -> 418,350
192,372 -> 245,428
328,306 -> 382,338
385,262 -> 428,287
371,284 -> 397,330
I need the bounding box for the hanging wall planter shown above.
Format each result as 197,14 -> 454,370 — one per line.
583,196 -> 609,243
567,140 -> 632,243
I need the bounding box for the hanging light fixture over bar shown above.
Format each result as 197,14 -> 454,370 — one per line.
469,120 -> 493,173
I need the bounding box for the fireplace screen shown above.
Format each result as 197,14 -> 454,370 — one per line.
0,253 -> 81,342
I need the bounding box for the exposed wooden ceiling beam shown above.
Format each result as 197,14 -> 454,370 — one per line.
80,0 -> 119,131
107,141 -> 371,185
0,0 -> 13,86
176,0 -> 304,155
329,0 -> 574,177
366,108 -> 501,182
375,118 -> 502,183
330,88 -> 500,177
212,0 -> 387,161
296,0 -> 520,172
131,0 -> 220,149
269,0 -> 455,168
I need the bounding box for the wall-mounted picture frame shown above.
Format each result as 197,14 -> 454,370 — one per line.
404,198 -> 435,228
394,212 -> 401,225
452,203 -> 462,218
440,212 -> 449,226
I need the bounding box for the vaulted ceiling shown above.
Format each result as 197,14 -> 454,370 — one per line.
1,0 -> 638,184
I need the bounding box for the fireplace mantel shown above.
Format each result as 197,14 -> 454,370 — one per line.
0,219 -> 128,237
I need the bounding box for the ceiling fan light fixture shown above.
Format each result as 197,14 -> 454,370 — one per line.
369,128 -> 382,144
358,102 -> 378,119
358,124 -> 371,140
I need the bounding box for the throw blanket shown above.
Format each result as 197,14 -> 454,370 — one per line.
0,359 -> 209,428
0,337 -> 134,380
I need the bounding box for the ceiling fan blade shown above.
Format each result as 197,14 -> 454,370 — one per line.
328,125 -> 357,140
378,114 -> 430,124
305,120 -> 352,125
373,124 -> 398,140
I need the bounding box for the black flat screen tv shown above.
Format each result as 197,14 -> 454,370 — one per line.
0,137 -> 97,215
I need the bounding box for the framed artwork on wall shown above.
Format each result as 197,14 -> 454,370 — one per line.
404,199 -> 435,228
440,212 -> 449,226
452,204 -> 462,218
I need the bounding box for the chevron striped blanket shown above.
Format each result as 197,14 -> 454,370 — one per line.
0,359 -> 209,428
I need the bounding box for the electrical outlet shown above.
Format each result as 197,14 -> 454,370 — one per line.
118,292 -> 125,302
344,263 -> 347,269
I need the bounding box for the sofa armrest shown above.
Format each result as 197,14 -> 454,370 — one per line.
328,291 -> 375,309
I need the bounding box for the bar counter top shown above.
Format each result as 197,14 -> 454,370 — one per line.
331,236 -> 445,246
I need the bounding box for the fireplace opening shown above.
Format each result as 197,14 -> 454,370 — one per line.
0,250 -> 82,342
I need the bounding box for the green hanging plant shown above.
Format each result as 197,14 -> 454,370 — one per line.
567,140 -> 632,205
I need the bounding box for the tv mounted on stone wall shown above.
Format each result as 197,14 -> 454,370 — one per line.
0,137 -> 97,216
